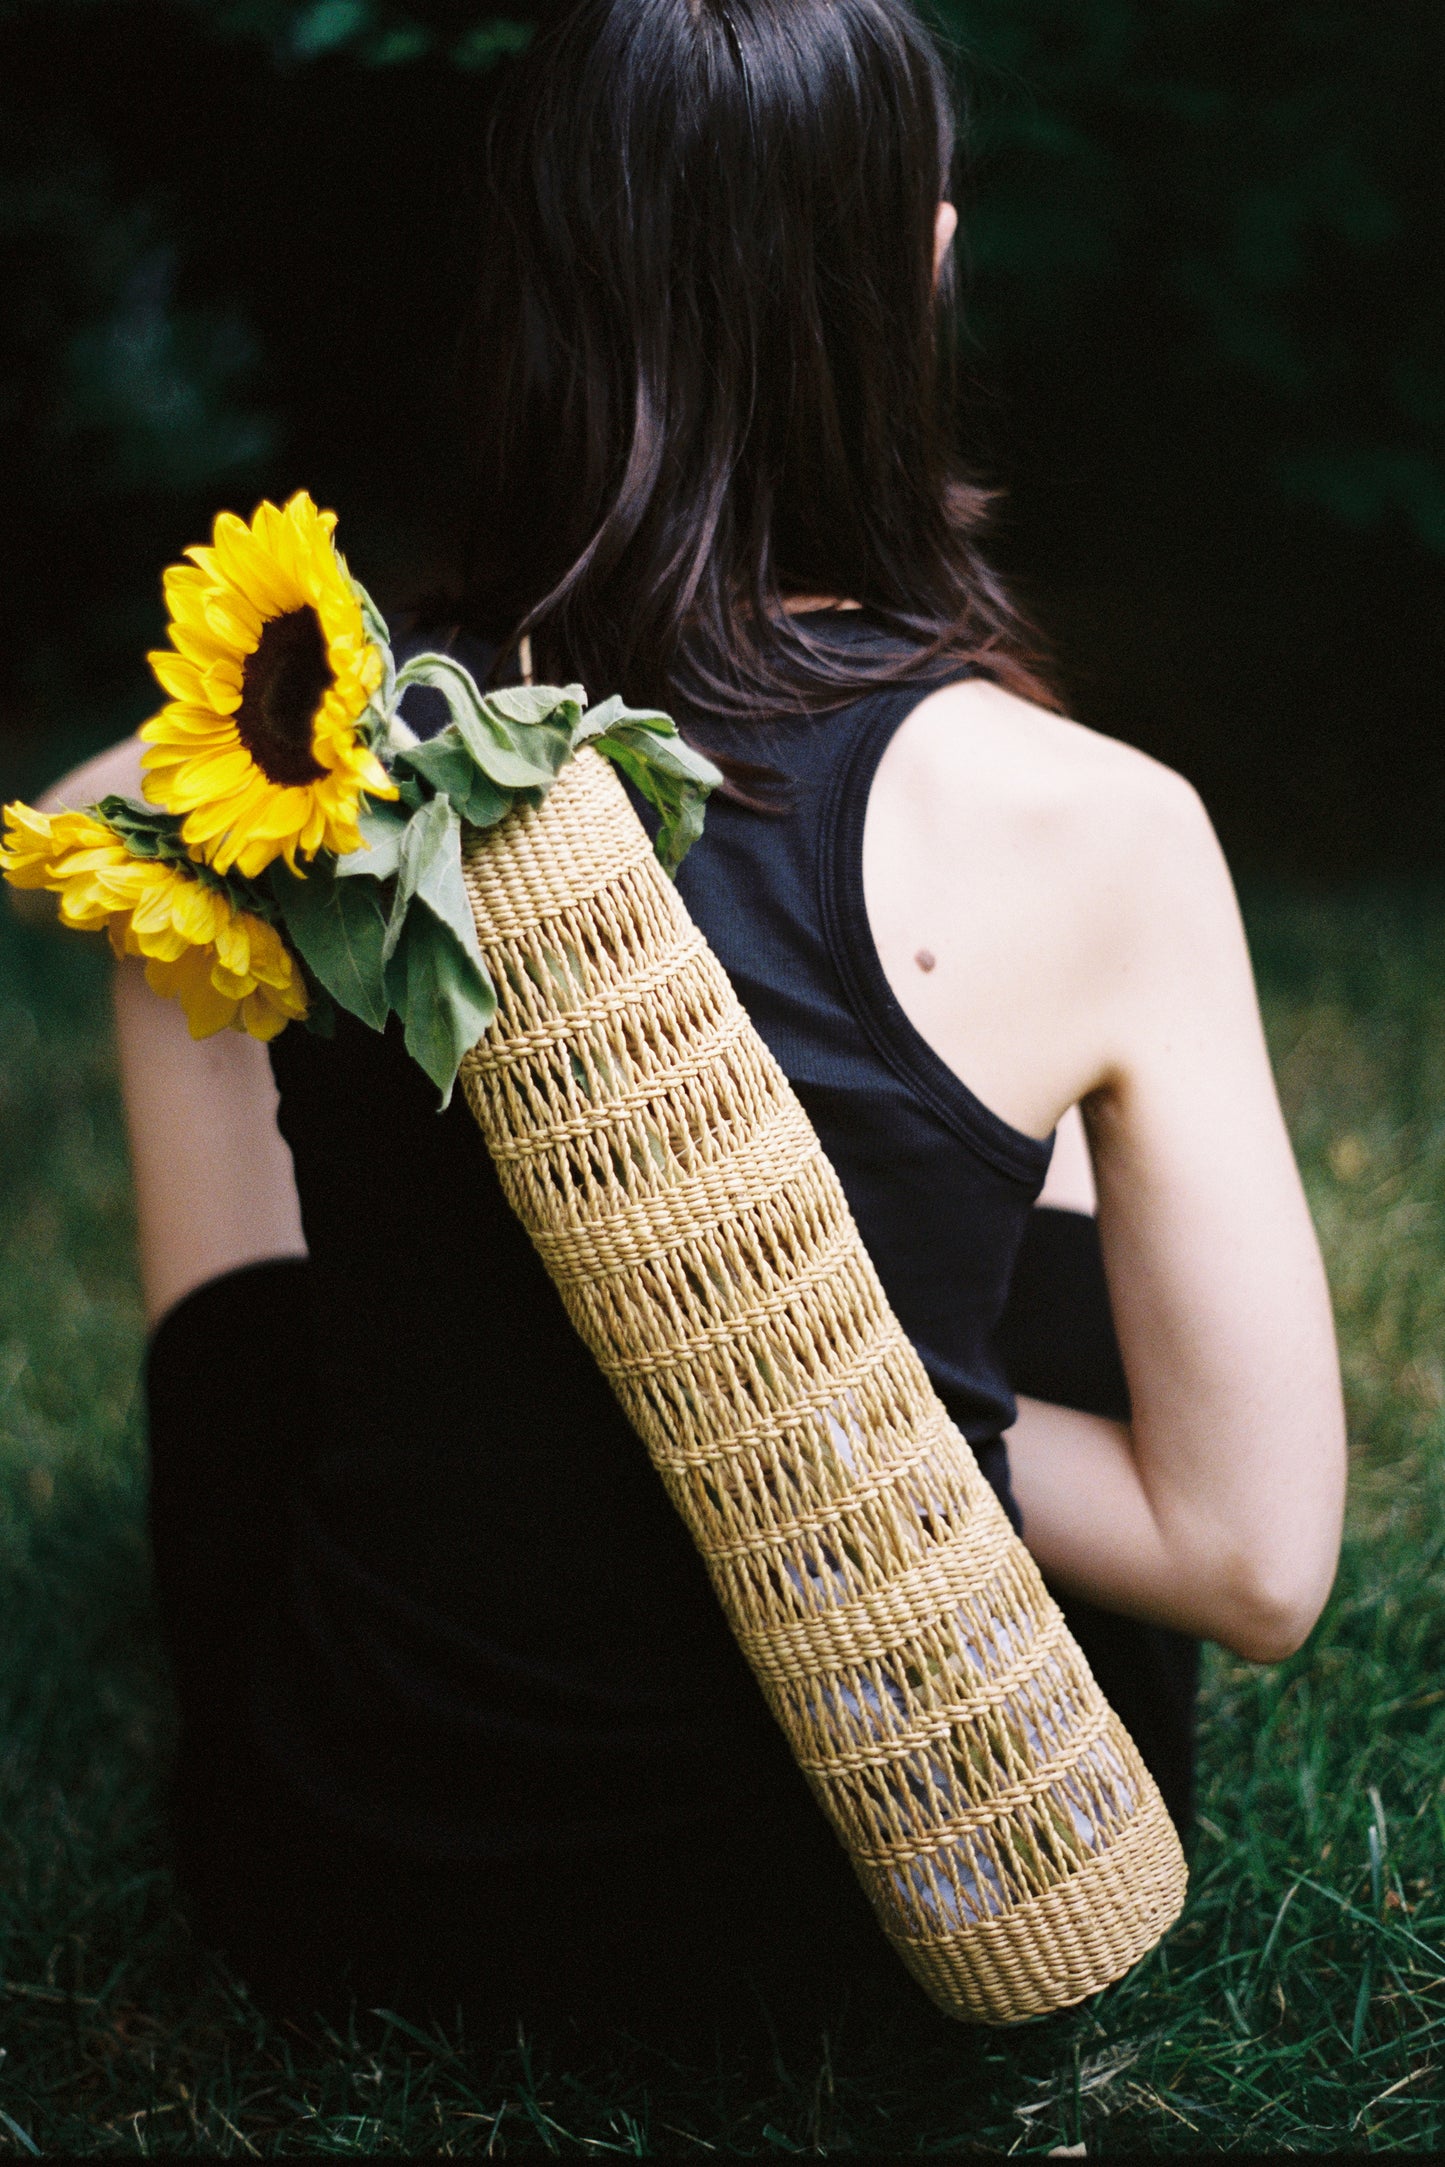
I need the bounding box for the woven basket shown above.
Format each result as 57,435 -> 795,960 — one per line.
457,747 -> 1187,2025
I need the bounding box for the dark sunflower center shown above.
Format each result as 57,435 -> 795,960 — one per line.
236,606 -> 331,785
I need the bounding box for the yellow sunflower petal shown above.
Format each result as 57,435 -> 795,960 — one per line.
1,803 -> 129,892
141,701 -> 233,742
145,948 -> 240,1038
167,619 -> 241,674
147,650 -> 217,708
167,747 -> 254,801
140,493 -> 391,877
209,907 -> 259,979
180,781 -> 270,858
213,511 -> 305,618
5,800 -> 300,1041
237,993 -> 290,1042
247,924 -> 301,995
0,802 -> 62,887
202,596 -> 265,651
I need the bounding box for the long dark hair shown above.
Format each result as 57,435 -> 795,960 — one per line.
457,0 -> 1053,719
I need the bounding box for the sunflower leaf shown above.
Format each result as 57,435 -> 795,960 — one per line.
484,683 -> 588,732
392,726 -> 514,830
583,717 -> 723,875
300,978 -> 337,1038
383,793 -> 483,967
393,655 -> 581,790
455,771 -> 515,830
570,694 -> 673,746
393,650 -> 490,709
383,907 -> 496,1106
450,699 -> 570,791
271,859 -> 391,1031
95,795 -> 193,861
393,727 -> 475,805
384,792 -> 450,961
336,800 -> 409,881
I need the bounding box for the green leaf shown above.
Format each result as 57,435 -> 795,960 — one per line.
450,695 -> 572,792
301,980 -> 337,1038
383,908 -> 496,1104
335,799 -> 408,881
384,793 -> 485,968
485,682 -> 587,732
393,728 -> 472,804
375,792 -> 496,1097
393,651 -> 488,709
456,771 -> 516,830
92,793 -> 173,852
94,793 -> 200,866
572,694 -> 674,745
584,720 -> 723,875
393,655 -> 582,791
394,727 -> 514,830
271,859 -> 390,1030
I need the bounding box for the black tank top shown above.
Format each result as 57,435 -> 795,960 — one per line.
262,618 -> 1054,1862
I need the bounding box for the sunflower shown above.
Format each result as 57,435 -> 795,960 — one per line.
1,802 -> 308,1041
139,491 -> 395,878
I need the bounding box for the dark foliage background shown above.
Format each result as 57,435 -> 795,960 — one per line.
1,0 -> 1440,874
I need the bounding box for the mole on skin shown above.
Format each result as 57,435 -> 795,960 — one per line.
914,948 -> 937,973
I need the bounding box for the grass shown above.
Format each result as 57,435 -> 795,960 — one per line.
1,879 -> 1444,2155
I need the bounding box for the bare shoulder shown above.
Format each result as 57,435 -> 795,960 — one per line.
865,678 -> 1251,1123
876,678 -> 1234,938
886,678 -> 1207,846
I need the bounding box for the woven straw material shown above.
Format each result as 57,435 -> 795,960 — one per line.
458,749 -> 1188,2025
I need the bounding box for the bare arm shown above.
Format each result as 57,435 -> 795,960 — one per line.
1006,777 -> 1345,1659
25,737 -> 306,1327
865,683 -> 1346,1662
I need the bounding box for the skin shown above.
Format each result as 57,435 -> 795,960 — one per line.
863,677 -> 1345,1661
29,737 -> 306,1328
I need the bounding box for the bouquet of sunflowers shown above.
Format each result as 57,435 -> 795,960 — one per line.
1,491 -> 718,1097
5,493 -> 1189,2027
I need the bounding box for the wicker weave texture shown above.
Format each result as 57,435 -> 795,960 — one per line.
458,750 -> 1187,2025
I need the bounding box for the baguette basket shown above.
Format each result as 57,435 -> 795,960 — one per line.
457,745 -> 1187,2026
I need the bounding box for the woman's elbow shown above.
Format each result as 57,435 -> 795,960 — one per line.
1176,1420 -> 1347,1663
1211,1547 -> 1338,1664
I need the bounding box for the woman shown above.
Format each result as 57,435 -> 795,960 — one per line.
28,0 -> 1344,2032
